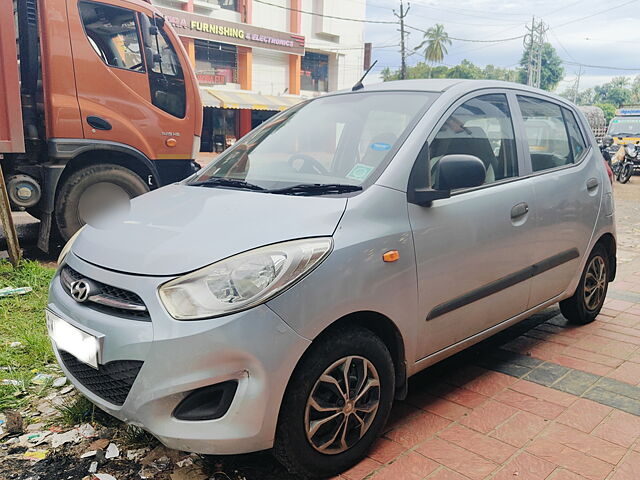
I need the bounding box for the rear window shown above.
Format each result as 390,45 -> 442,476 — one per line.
517,96 -> 574,172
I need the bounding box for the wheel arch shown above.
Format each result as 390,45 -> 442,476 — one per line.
288,311 -> 408,401
54,149 -> 158,197
595,232 -> 617,282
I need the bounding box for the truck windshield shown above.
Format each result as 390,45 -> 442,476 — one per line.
608,117 -> 640,137
189,92 -> 437,193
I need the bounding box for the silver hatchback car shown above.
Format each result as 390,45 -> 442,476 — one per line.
48,80 -> 616,478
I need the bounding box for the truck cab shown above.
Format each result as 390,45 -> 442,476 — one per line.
1,0 -> 202,246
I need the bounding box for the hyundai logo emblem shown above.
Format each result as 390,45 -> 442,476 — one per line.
70,280 -> 92,303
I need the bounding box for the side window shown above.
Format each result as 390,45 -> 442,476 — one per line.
79,1 -> 144,72
562,108 -> 588,162
146,19 -> 186,118
429,94 -> 517,189
517,96 -> 573,172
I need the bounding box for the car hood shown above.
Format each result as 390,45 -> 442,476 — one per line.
72,184 -> 348,276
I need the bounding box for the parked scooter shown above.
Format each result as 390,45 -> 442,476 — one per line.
602,135 -> 638,183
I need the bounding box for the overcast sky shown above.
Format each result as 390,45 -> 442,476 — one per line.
362,0 -> 640,92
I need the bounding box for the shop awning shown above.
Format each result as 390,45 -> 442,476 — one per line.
199,88 -> 302,111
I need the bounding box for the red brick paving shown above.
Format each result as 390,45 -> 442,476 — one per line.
333,262 -> 640,479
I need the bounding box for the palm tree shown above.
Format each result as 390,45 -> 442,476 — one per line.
415,24 -> 451,75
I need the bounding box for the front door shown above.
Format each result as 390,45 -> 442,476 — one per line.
67,0 -> 191,161
410,92 -> 537,360
515,95 -> 602,308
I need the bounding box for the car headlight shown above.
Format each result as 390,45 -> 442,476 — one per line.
159,238 -> 333,320
57,227 -> 84,264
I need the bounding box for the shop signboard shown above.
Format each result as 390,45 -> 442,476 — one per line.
159,7 -> 306,56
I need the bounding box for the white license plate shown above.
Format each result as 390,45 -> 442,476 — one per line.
46,310 -> 101,369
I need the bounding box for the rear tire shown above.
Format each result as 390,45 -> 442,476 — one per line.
55,164 -> 149,241
560,244 -> 609,324
274,326 -> 395,479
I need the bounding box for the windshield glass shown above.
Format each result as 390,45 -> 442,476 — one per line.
608,117 -> 640,136
189,92 -> 437,192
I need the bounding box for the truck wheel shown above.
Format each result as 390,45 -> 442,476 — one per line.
560,244 -> 609,325
274,327 -> 395,479
55,164 -> 149,241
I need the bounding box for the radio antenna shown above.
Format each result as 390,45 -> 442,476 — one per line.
352,60 -> 378,91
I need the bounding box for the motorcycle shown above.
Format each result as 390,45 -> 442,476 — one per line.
603,135 -> 638,183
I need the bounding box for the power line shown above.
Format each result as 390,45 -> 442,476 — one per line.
561,60 -> 640,72
407,0 -> 531,20
552,0 -> 638,28
405,24 -> 523,42
253,0 -> 398,24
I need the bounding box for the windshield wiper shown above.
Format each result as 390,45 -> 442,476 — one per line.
268,183 -> 363,196
190,177 -> 266,191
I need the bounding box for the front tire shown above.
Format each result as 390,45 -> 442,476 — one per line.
618,163 -> 633,183
274,327 -> 395,479
55,164 -> 150,241
560,244 -> 609,324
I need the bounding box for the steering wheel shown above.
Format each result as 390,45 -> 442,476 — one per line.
129,62 -> 144,71
287,154 -> 329,176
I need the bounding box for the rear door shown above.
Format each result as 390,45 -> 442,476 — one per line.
515,95 -> 602,308
410,91 -> 537,359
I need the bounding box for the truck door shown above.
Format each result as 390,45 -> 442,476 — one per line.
67,0 -> 192,163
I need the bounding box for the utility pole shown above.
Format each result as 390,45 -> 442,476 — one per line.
573,65 -> 583,103
394,0 -> 410,80
523,17 -> 547,88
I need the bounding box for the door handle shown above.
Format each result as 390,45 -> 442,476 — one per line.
86,116 -> 112,131
586,178 -> 599,190
511,202 -> 529,219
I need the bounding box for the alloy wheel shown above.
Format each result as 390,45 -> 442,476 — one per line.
304,355 -> 381,455
584,255 -> 607,311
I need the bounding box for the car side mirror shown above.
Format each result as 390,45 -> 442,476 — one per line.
603,135 -> 614,147
438,154 -> 486,191
407,148 -> 486,207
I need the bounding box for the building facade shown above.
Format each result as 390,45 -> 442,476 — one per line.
151,0 -> 366,152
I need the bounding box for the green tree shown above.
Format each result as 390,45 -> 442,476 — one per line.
446,59 -> 482,79
415,24 -> 452,68
595,103 -> 617,123
517,43 -> 564,91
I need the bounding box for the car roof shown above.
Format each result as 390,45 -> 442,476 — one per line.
359,79 -> 550,94
324,79 -> 580,112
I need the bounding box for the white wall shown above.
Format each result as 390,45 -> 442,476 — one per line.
299,0 -> 365,91
252,0 -> 289,32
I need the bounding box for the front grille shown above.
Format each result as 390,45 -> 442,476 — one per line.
59,351 -> 143,406
60,266 -> 150,320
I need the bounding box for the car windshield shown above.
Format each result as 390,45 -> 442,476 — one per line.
188,92 -> 437,193
608,117 -> 640,136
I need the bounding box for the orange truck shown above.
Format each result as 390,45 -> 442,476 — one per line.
0,0 -> 202,249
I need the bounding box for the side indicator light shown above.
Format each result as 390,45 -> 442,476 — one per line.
166,138 -> 178,147
383,250 -> 400,263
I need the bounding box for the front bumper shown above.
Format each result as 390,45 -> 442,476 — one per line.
48,253 -> 311,454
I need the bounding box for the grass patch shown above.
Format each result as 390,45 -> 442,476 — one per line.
0,260 -> 56,410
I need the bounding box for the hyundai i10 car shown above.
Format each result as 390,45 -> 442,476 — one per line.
47,79 -> 616,479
